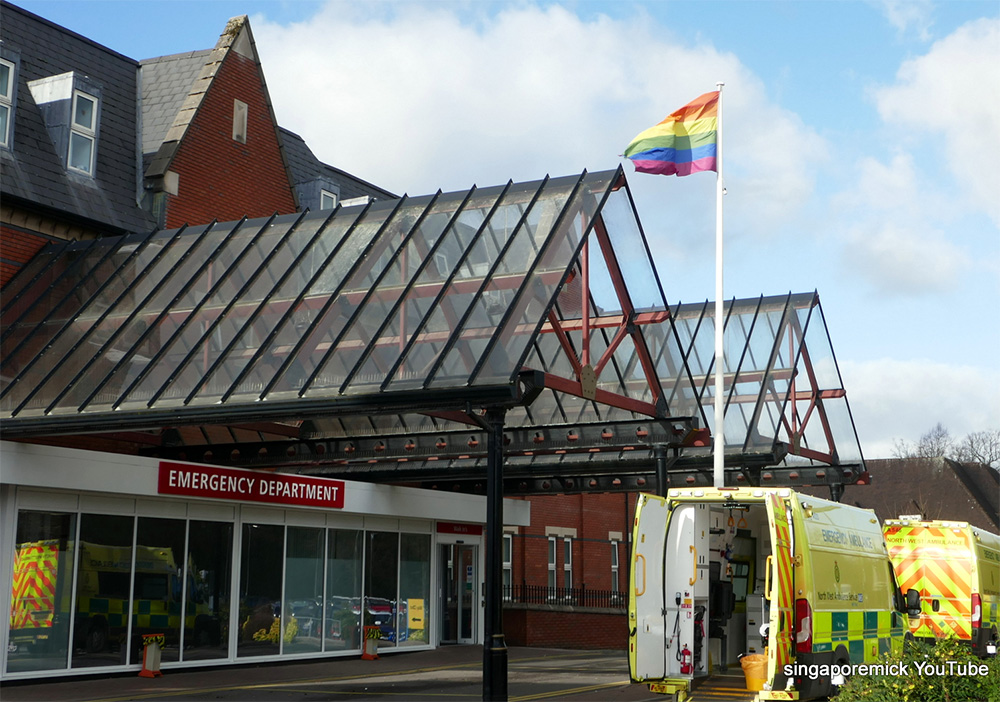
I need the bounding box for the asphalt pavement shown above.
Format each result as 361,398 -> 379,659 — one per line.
0,646 -> 757,702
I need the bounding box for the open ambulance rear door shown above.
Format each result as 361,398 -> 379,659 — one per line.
765,492 -> 795,690
629,493 -> 669,681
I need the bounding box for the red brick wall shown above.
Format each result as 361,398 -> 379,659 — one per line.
503,606 -> 628,649
512,493 -> 635,592
0,225 -> 52,287
163,50 -> 296,229
502,492 -> 638,649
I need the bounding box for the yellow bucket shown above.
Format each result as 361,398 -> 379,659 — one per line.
740,653 -> 767,691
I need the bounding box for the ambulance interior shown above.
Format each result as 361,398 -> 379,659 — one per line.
663,501 -> 773,677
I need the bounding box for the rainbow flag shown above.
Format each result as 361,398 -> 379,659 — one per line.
624,91 -> 719,176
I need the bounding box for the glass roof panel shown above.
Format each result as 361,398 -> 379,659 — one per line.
253,199 -> 403,402
43,219 -> 254,417
414,178 -> 548,388
377,184 -> 509,392
93,215 -> 309,413
475,172 -> 617,385
208,207 -> 366,404
332,191 -> 482,395
1,240 -> 74,319
594,188 -> 666,313
0,223 -> 212,417
296,194 -> 440,398
2,238 -> 121,370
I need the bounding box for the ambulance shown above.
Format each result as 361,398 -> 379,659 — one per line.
9,540 -> 72,654
10,540 -> 217,655
883,517 -> 1000,656
629,487 -> 919,701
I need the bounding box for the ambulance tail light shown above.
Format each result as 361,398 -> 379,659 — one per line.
795,598 -> 812,652
971,594 -> 982,628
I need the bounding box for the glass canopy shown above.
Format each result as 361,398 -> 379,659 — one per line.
1,168 -> 864,484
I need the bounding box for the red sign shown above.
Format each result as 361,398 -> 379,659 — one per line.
158,461 -> 344,509
437,522 -> 483,535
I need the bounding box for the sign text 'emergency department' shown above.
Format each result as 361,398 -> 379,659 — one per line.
158,461 -> 345,509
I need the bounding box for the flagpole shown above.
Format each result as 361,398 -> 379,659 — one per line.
713,82 -> 725,489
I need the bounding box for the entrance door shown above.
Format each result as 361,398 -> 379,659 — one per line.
440,544 -> 477,644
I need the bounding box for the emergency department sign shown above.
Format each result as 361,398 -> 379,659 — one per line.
158,461 -> 345,509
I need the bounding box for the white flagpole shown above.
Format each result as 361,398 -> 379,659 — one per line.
713,82 -> 725,489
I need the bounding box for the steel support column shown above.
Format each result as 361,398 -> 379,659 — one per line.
483,407 -> 508,701
654,443 -> 668,497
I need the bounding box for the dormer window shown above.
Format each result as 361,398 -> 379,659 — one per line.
0,57 -> 15,148
27,72 -> 102,176
69,90 -> 98,174
320,189 -> 338,210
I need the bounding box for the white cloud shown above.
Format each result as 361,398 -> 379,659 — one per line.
250,1 -> 826,243
841,358 -> 1000,459
874,17 -> 1000,228
872,0 -> 935,41
833,153 -> 970,295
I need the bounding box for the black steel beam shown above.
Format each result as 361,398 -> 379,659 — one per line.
483,408 -> 507,701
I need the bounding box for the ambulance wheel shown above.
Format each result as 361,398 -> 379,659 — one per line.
86,617 -> 108,653
831,646 -> 851,691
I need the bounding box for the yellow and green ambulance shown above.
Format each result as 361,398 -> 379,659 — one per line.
883,518 -> 999,657
629,487 -> 918,700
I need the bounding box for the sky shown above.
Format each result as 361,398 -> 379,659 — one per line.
14,0 -> 1000,460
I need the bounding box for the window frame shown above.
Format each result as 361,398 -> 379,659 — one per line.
320,189 -> 338,210
233,99 -> 248,143
547,536 -> 556,597
68,89 -> 98,175
502,533 -> 512,600
562,537 -> 572,593
611,540 -> 620,593
0,57 -> 14,148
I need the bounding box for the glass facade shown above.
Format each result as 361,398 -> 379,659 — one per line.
72,513 -> 133,668
325,529 -> 362,651
5,504 -> 438,676
237,523 -> 283,657
399,534 -> 430,646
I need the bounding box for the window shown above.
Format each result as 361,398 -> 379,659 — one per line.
68,90 -> 97,174
562,538 -> 572,592
502,534 -> 512,599
611,541 -> 620,593
320,189 -> 338,210
233,99 -> 248,143
0,58 -> 14,147
547,537 -> 556,595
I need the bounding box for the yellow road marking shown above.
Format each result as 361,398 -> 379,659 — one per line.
509,680 -> 630,701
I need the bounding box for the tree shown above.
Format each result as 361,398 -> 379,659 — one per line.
952,429 -> 1000,470
893,424 -> 1000,471
892,422 -> 952,460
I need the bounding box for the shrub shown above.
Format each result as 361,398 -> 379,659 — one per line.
836,638 -> 999,702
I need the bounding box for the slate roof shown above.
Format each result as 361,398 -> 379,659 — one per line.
805,457 -> 999,532
139,50 -> 211,165
0,1 -> 154,235
279,127 -> 397,202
